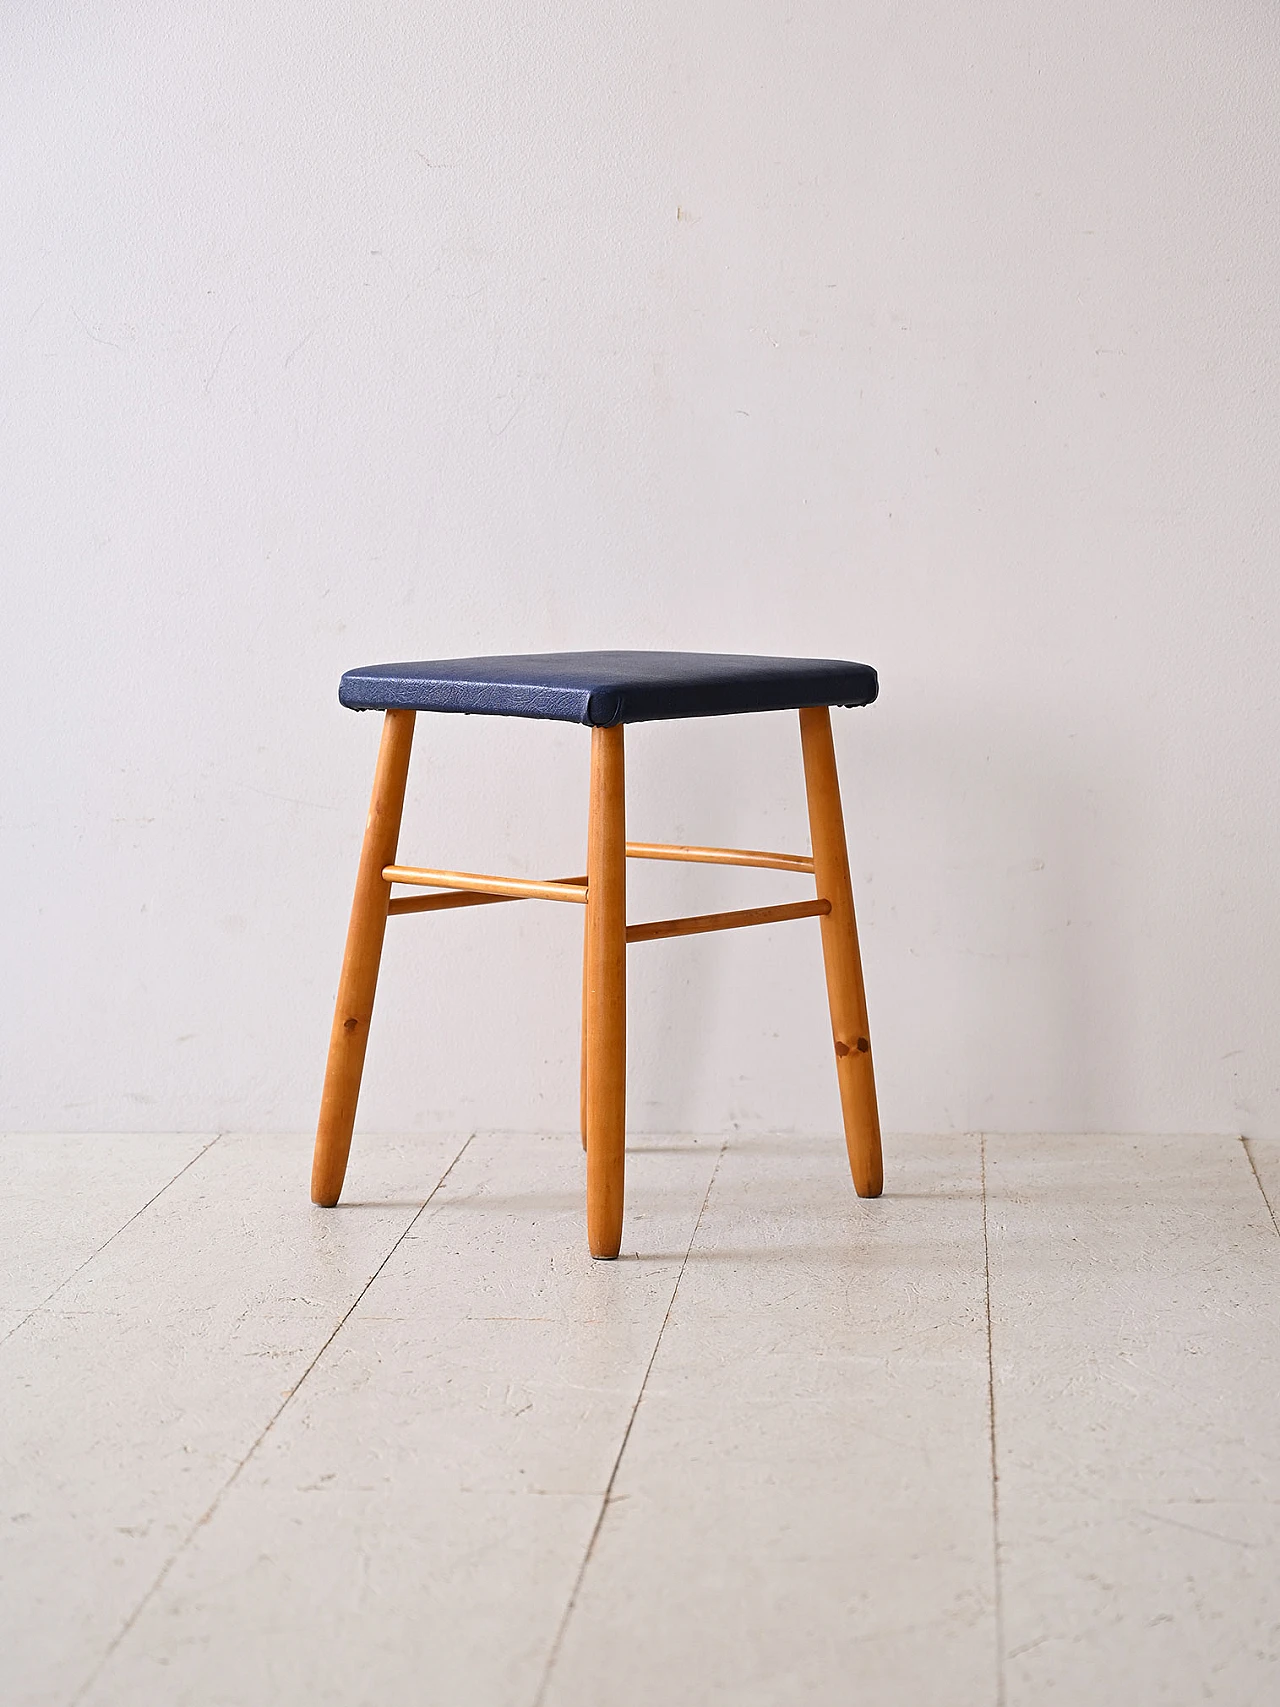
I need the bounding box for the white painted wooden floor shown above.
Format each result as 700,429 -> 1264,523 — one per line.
4,1131 -> 1279,1706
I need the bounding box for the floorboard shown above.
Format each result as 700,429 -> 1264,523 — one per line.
1,1131 -> 464,1707
8,1131 -> 1279,1706
985,1134 -> 1280,1706
542,1132 -> 997,1707
78,1133 -> 721,1707
0,1133 -> 212,1345
1246,1137 -> 1280,1234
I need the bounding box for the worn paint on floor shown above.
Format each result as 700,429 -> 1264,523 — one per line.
2,1131 -> 1278,1706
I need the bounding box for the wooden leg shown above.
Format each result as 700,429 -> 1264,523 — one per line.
580,908 -> 590,1151
583,724 -> 626,1256
799,706 -> 883,1198
311,709 -> 416,1206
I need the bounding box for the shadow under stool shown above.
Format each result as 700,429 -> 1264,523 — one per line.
311,650 -> 883,1258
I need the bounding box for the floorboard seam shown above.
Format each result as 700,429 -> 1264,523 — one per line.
531,1136 -> 729,1707
66,1130 -> 477,1707
1241,1136 -> 1280,1240
980,1134 -> 1006,1707
0,1132 -> 224,1352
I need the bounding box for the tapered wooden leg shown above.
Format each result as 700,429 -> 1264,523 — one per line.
799,706 -> 883,1197
583,724 -> 626,1256
311,709 -> 416,1206
580,909 -> 590,1151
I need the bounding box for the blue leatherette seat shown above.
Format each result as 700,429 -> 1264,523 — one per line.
338,650 -> 878,727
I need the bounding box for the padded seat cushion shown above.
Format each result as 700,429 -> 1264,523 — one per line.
339,650 -> 878,727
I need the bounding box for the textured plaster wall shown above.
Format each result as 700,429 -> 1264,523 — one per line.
3,3 -> 1278,1136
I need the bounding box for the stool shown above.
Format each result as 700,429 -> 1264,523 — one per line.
311,650 -> 883,1258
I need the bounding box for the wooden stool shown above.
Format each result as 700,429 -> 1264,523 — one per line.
311,651 -> 882,1258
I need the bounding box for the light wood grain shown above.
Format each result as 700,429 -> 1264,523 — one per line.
387,877 -> 586,917
580,907 -> 591,1152
383,865 -> 587,904
625,898 -> 830,945
583,725 -> 627,1258
799,706 -> 883,1198
312,709 -> 416,1207
625,841 -> 814,874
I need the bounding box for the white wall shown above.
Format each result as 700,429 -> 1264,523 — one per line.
3,3 -> 1279,1138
